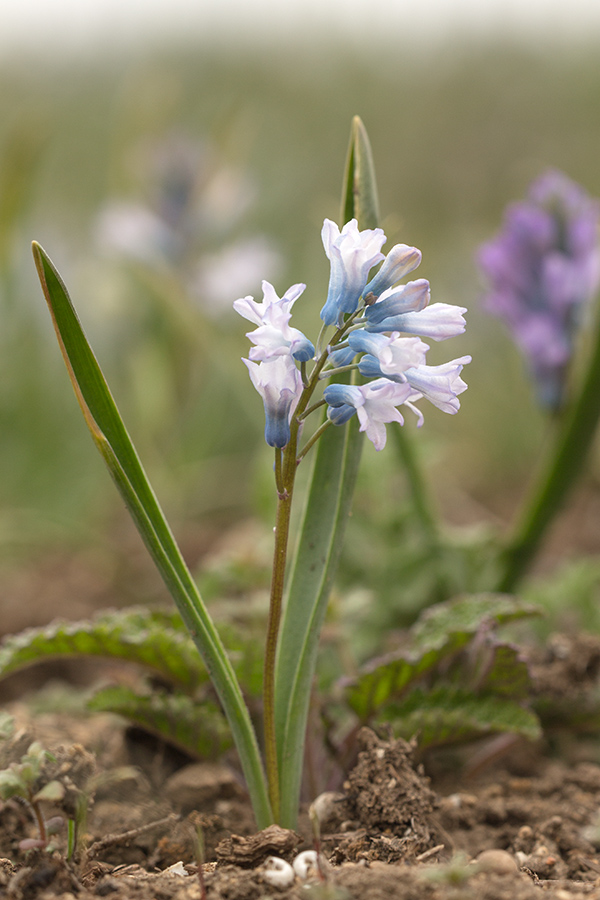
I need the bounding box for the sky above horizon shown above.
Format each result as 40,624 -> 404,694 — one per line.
3,0 -> 600,56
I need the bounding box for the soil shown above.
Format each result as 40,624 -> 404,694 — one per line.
3,696 -> 600,900
4,533 -> 600,899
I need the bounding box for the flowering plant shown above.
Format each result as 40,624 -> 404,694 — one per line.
29,118 -> 469,828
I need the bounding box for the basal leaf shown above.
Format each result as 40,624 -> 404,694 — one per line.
385,686 -> 542,749
346,594 -> 539,719
32,243 -> 271,826
0,608 -> 206,691
412,594 -> 539,652
479,642 -> 531,700
88,685 -> 232,760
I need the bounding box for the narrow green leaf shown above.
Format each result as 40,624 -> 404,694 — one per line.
88,685 -> 232,760
340,116 -> 380,229
385,686 -> 542,749
274,117 -> 380,828
346,594 -> 539,719
31,243 -> 272,827
0,608 -> 206,690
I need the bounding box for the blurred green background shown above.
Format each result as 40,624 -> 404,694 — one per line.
1,30 -> 600,638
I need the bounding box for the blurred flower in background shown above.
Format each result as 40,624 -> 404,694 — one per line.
95,133 -> 282,315
478,170 -> 600,410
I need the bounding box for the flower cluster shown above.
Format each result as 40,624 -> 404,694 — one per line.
235,218 -> 470,451
478,169 -> 600,409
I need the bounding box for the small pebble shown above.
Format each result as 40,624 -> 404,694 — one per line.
293,850 -> 319,880
475,849 -> 519,875
261,856 -> 295,888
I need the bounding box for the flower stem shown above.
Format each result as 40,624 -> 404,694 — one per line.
497,302 -> 600,592
297,419 -> 333,462
262,310 -> 363,820
263,430 -> 299,820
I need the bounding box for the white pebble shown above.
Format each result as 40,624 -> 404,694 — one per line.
293,850 -> 319,880
261,856 -> 295,888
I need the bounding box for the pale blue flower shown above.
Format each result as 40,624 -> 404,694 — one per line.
243,355 -> 303,448
404,356 -> 472,421
363,243 -> 423,300
234,280 -> 305,325
320,218 -> 386,325
366,302 -> 467,341
349,330 -> 429,382
324,379 -> 413,451
363,279 -> 430,326
235,281 -> 315,362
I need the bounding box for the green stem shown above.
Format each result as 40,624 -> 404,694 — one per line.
262,321 -> 350,819
390,425 -> 439,543
497,307 -> 600,592
389,426 -> 449,600
297,419 -> 333,462
264,403 -> 310,820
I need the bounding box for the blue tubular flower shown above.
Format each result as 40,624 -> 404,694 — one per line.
320,218 -> 386,325
324,379 -> 412,450
363,243 -> 423,299
364,279 -> 431,325
405,356 -> 472,417
478,169 -> 600,409
349,331 -> 429,382
243,355 -> 303,448
366,302 -> 467,341
327,344 -> 357,367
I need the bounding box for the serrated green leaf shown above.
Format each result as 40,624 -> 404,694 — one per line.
88,685 -> 232,760
346,594 -> 539,719
479,643 -> 531,700
0,608 -> 206,690
412,594 -> 539,651
385,686 -> 542,749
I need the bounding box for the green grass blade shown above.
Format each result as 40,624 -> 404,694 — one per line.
274,117 -> 378,828
31,242 -> 272,828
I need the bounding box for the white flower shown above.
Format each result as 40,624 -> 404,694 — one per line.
320,218 -> 386,325
243,355 -> 303,448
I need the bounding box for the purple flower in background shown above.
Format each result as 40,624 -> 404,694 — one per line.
478,169 -> 600,409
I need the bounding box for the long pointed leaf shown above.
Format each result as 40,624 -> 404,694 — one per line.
274,117 -> 378,827
32,243 -> 272,827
